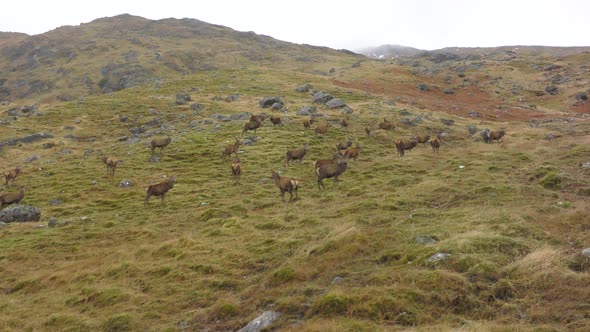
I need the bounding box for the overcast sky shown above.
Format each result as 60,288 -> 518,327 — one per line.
2,0 -> 588,51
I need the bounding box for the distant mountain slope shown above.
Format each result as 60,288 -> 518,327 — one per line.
360,44 -> 590,60
0,14 -> 362,103
358,44 -> 423,58
0,32 -> 28,48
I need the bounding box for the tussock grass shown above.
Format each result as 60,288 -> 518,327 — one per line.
1,60 -> 589,331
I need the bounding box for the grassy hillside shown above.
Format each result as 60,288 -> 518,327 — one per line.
1,15 -> 590,332
0,14 -> 360,103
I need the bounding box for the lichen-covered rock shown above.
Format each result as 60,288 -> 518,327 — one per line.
0,205 -> 41,223
237,311 -> 281,332
326,98 -> 346,109
175,93 -> 191,105
312,91 -> 333,104
295,83 -> 312,93
296,106 -> 317,116
259,97 -> 282,108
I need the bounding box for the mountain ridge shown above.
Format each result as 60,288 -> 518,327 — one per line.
359,43 -> 590,59
0,14 -> 362,103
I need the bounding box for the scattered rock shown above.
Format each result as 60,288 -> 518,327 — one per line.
581,162 -> 590,169
119,179 -> 134,188
544,64 -> 561,71
545,85 -> 558,95
4,105 -> 40,117
427,253 -> 451,262
326,98 -> 346,109
417,83 -> 430,91
415,235 -> 438,245
259,97 -> 282,109
468,111 -> 482,118
241,138 -> 254,146
237,311 -> 281,332
440,118 -> 455,126
230,112 -> 251,121
575,92 -> 588,101
190,103 -> 204,112
467,125 -> 478,136
225,94 -> 240,102
271,102 -> 283,110
119,115 -> 128,122
126,137 -> 141,145
49,199 -> 63,206
544,133 -> 562,141
0,132 -> 54,148
582,248 -> 590,258
0,205 -> 41,223
443,88 -> 455,95
312,91 -> 333,104
211,114 -> 231,122
48,217 -> 58,227
24,155 -> 41,163
295,83 -> 313,93
42,142 -> 56,149
144,118 -> 161,127
296,106 -> 317,116
149,155 -> 161,163
332,276 -> 344,284
399,119 -> 417,127
175,93 -> 191,105
341,106 -> 353,114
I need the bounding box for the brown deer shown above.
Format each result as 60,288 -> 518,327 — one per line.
223,137 -> 241,160
271,171 -> 299,202
145,177 -> 176,206
316,157 -> 348,190
231,158 -> 241,184
4,167 -> 21,186
285,144 -> 309,167
0,186 -> 25,209
269,116 -> 282,126
151,137 -> 172,154
378,118 -> 394,130
101,156 -> 118,177
243,117 -> 263,136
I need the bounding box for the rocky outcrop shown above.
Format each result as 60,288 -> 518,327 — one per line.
0,205 -> 41,223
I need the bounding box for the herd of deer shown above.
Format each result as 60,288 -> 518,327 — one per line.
0,113 -> 507,208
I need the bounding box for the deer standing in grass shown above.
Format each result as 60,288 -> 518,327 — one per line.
223,137 -> 241,161
316,157 -> 348,190
0,186 -> 25,209
4,167 -> 20,186
271,171 -> 299,203
151,137 -> 171,154
101,156 -> 118,177
231,158 -> 241,184
145,177 -> 176,206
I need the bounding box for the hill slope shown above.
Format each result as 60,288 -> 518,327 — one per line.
0,14 -> 360,103
0,15 -> 589,331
